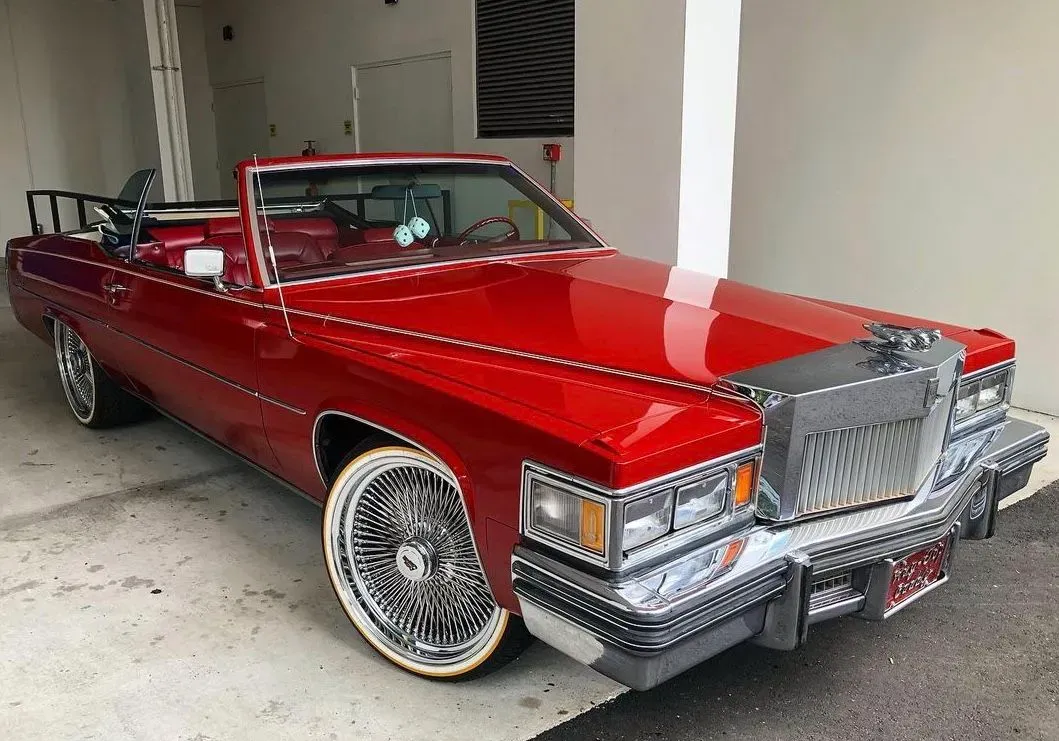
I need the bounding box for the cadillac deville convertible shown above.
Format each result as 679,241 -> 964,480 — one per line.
6,154 -> 1049,689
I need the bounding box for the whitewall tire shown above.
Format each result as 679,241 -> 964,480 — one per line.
322,443 -> 531,680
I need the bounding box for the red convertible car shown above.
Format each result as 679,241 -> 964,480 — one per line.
6,153 -> 1049,689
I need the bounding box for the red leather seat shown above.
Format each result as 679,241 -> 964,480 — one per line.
261,231 -> 326,279
272,217 -> 339,256
205,216 -> 271,237
208,235 -> 251,285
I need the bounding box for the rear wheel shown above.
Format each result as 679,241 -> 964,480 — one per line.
322,443 -> 531,680
53,320 -> 147,428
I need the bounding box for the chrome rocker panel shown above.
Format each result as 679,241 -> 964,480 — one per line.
512,417 -> 1048,691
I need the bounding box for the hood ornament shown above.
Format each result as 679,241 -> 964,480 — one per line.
856,322 -> 942,354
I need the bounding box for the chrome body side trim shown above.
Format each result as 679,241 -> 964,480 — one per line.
14,247 -> 720,396
17,284 -> 304,415
512,415 -> 1048,690
272,303 -> 718,394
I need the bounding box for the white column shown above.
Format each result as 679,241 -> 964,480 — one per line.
676,0 -> 741,277
143,0 -> 194,201
574,0 -> 741,277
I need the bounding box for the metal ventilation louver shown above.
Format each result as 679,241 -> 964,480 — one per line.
475,0 -> 575,138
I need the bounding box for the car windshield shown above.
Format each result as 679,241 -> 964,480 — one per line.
249,161 -> 599,283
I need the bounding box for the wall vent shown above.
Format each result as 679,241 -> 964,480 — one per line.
475,0 -> 574,138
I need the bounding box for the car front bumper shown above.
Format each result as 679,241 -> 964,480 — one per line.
512,416 -> 1049,690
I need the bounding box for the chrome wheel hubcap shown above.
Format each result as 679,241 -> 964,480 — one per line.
55,323 -> 95,421
395,538 -> 437,582
329,451 -> 502,667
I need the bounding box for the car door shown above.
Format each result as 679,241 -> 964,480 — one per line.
103,259 -> 277,468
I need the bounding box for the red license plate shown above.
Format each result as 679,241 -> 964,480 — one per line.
885,535 -> 951,611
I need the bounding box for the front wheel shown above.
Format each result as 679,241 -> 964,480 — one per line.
322,445 -> 531,680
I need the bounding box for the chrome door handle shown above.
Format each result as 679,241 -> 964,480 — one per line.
103,283 -> 129,294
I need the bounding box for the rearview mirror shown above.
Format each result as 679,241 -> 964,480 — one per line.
184,247 -> 227,290
369,183 -> 443,200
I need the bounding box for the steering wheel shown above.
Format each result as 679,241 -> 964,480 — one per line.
456,216 -> 520,244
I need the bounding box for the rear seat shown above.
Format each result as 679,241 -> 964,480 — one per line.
272,217 -> 340,256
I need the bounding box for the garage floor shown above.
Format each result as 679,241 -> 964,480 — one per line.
2,277 -> 1056,741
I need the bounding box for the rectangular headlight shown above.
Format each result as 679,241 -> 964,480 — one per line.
623,491 -> 673,550
673,473 -> 726,529
976,371 -> 1007,410
955,367 -> 1011,424
955,380 -> 979,421
527,479 -> 606,555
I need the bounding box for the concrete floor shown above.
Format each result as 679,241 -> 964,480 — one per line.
1,276 -> 1056,740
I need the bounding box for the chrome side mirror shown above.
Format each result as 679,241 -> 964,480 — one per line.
184,247 -> 226,291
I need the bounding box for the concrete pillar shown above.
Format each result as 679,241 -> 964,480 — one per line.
143,0 -> 194,201
575,0 -> 741,277
677,0 -> 741,277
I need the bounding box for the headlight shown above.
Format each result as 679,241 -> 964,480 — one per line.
523,451 -> 761,571
526,478 -> 607,555
673,473 -> 726,529
623,491 -> 673,549
954,365 -> 1012,425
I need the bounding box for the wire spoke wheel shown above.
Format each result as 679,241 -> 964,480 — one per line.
323,447 -> 510,677
54,322 -> 96,423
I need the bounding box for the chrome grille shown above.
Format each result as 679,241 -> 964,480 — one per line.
808,572 -> 857,611
797,418 -> 922,516
726,334 -> 964,522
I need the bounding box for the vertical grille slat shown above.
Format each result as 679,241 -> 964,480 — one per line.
797,418 -> 923,516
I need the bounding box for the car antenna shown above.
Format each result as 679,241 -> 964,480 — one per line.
253,154 -> 293,339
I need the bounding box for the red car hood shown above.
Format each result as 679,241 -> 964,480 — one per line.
286,252 -> 978,388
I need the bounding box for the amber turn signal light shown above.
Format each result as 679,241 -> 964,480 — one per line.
733,460 -> 756,509
580,499 -> 606,554
720,539 -> 745,569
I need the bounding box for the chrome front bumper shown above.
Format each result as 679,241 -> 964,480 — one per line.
512,417 -> 1048,690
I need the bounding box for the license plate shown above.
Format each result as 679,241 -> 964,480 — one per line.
885,535 -> 951,612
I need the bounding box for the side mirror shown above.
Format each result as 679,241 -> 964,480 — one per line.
184,247 -> 226,291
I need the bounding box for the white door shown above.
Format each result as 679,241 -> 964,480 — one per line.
212,80 -> 269,199
353,54 -> 454,153
176,4 -> 220,200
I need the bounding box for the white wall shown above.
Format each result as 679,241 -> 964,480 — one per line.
574,0 -> 686,263
0,0 -> 161,248
730,0 -> 1059,414
201,0 -> 573,199
0,0 -> 33,249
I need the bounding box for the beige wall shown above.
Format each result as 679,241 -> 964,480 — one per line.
201,0 -> 573,199
574,0 -> 686,263
731,0 -> 1059,414
0,0 -> 160,248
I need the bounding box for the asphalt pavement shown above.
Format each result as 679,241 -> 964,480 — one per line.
533,480 -> 1059,741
